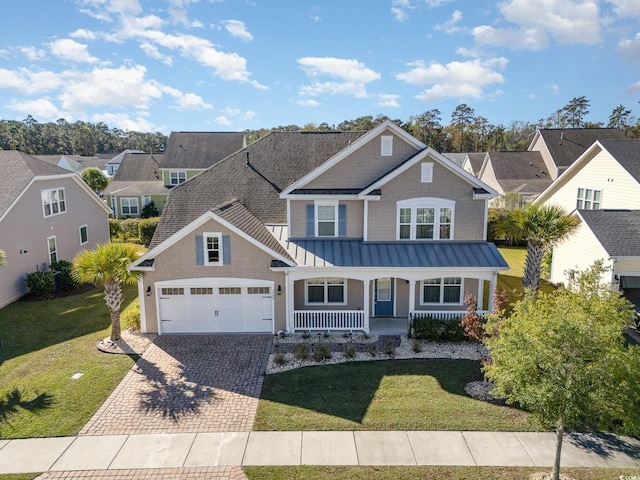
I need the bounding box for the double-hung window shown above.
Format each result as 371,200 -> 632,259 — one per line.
47,236 -> 58,265
421,277 -> 462,304
576,188 -> 601,210
306,277 -> 346,304
315,201 -> 338,237
170,170 -> 187,186
203,232 -> 223,266
41,188 -> 66,217
121,197 -> 139,216
397,198 -> 454,240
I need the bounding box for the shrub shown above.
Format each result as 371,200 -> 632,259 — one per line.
412,340 -> 423,353
140,201 -> 159,219
109,218 -> 122,239
313,343 -> 332,362
343,346 -> 356,359
367,344 -> 377,357
383,341 -> 395,357
25,271 -> 55,298
410,315 -> 465,342
120,218 -> 141,240
49,260 -> 78,291
138,217 -> 159,246
293,344 -> 310,361
460,293 -> 485,342
273,352 -> 288,366
121,298 -> 140,330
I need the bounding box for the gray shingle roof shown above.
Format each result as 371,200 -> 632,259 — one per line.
485,151 -> 552,194
160,132 -> 246,169
466,153 -> 486,174
0,150 -> 70,218
579,210 -> 640,257
598,139 -> 640,182
110,153 -> 163,182
151,131 -> 366,248
537,128 -> 626,168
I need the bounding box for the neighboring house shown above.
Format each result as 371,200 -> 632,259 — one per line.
528,128 -> 626,180
131,121 -> 508,335
159,132 -> 245,187
462,153 -> 486,176
534,140 -> 640,304
103,153 -> 167,219
105,149 -> 145,176
34,154 -> 109,175
477,151 -> 552,203
442,153 -> 467,168
0,150 -> 111,309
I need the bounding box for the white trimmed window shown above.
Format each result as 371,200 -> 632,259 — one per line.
305,277 -> 346,304
421,162 -> 433,183
397,198 -> 454,240
576,188 -> 601,210
421,277 -> 462,304
121,197 -> 139,216
170,170 -> 187,186
47,236 -> 58,265
316,200 -> 338,237
41,188 -> 66,217
203,232 -> 223,266
381,135 -> 393,156
79,225 -> 88,245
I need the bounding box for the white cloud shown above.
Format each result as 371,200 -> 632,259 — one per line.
223,20 -> 254,42
473,0 -> 602,50
49,39 -> 99,63
78,0 -> 143,20
6,98 -> 64,119
139,42 -> 173,65
425,0 -> 453,6
619,33 -> 640,62
297,57 -> 380,99
215,115 -> 232,126
396,58 -> 507,102
0,68 -> 64,94
219,107 -> 256,120
70,29 -> 97,40
171,92 -> 213,111
627,80 -> 640,94
391,0 -> 413,22
434,10 -> 462,34
375,94 -> 401,108
297,99 -> 320,107
19,46 -> 46,61
606,0 -> 640,17
545,83 -> 560,94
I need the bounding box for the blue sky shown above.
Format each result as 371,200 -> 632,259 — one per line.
0,0 -> 639,134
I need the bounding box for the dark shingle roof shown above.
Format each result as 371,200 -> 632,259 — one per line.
485,151 -> 552,194
598,139 -> 640,182
110,153 -> 163,182
151,131 -> 366,248
537,128 -> 626,168
579,210 -> 640,257
160,132 -> 246,169
0,150 -> 70,218
466,153 -> 486,174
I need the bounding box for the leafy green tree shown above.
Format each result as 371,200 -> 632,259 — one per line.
484,262 -> 640,480
408,109 -> 444,150
450,103 -> 475,151
81,168 -> 109,193
140,201 -> 159,219
509,204 -> 578,292
608,104 -> 634,129
562,96 -> 590,128
73,243 -> 144,341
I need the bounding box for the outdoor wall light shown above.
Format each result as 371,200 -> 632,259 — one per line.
19,249 -> 28,254
146,286 -> 152,296
277,285 -> 282,295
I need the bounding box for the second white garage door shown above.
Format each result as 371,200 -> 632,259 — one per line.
156,278 -> 274,334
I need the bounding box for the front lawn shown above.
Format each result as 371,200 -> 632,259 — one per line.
497,246 -> 555,307
0,285 -> 139,438
255,359 -> 538,432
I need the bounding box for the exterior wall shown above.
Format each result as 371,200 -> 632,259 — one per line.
0,177 -> 110,308
367,160 -> 486,241
110,194 -> 168,219
140,217 -> 286,333
543,149 -> 640,211
530,135 -> 559,179
478,161 -> 503,196
289,199 -> 364,238
161,169 -> 202,187
304,130 -> 420,189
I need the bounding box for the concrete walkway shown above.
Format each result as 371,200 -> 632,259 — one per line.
0,430 -> 639,474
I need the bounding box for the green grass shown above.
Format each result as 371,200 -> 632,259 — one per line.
255,359 -> 538,432
497,246 -> 556,308
0,284 -> 139,439
244,466 -> 640,480
0,475 -> 40,480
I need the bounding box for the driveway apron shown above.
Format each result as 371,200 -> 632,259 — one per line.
79,335 -> 273,436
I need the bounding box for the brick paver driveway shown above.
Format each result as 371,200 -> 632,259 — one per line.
80,335 -> 273,436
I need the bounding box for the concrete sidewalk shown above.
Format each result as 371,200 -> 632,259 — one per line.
0,431 -> 639,474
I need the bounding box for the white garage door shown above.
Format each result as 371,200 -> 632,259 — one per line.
157,279 -> 273,334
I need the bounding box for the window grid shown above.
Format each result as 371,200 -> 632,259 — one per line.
204,233 -> 222,265
161,287 -> 184,295
306,277 -> 346,304
421,277 -> 462,304
576,188 -> 601,210
190,287 -> 213,295
121,198 -> 139,215
248,287 -> 270,295
48,236 -> 57,264
317,205 -> 336,237
42,188 -> 66,217
398,202 -> 454,240
170,171 -> 187,185
219,287 -> 241,295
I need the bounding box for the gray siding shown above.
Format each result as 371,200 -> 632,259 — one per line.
289,199 -> 364,238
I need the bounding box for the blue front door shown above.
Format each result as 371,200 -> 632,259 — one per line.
375,278 -> 394,316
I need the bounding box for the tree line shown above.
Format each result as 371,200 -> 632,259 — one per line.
2,96 -> 639,156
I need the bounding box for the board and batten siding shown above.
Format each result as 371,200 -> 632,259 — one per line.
140,217 -> 286,334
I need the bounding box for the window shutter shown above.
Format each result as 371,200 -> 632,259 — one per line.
306,204 -> 315,237
222,235 -> 231,265
195,235 -> 204,265
338,204 -> 347,237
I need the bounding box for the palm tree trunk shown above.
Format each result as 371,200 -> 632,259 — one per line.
553,417 -> 564,480
104,279 -> 123,341
523,240 -> 544,292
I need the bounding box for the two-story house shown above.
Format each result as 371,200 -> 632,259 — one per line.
534,139 -> 640,307
131,122 -> 508,335
0,150 -> 111,308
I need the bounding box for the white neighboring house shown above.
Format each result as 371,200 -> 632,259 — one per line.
534,139 -> 640,309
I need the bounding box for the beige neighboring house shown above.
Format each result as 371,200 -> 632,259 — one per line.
534,139 -> 640,309
0,150 -> 111,309
131,121 -> 508,335
462,153 -> 486,176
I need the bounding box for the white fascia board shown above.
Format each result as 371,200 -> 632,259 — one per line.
280,194 -> 360,200
280,121 -> 426,197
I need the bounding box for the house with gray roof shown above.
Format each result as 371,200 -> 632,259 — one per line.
0,150 -> 111,308
534,139 -> 640,309
131,121 -> 507,335
103,152 -> 167,218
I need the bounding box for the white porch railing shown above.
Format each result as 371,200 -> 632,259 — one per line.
294,310 -> 365,331
410,310 -> 488,320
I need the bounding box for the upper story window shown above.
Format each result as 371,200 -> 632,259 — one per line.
397,198 -> 454,240
41,188 -> 66,217
170,170 -> 187,186
121,197 -> 139,216
317,204 -> 337,236
576,188 -> 601,210
381,135 -> 393,156
203,232 -> 223,266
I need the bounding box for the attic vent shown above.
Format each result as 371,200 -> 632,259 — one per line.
219,203 -> 233,212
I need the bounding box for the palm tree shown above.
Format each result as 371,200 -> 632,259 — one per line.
0,249 -> 5,267
510,204 -> 578,293
73,243 -> 144,341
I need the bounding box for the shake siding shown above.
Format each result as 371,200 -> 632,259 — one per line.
304,132 -> 420,189
545,150 -> 640,211
140,218 -> 286,333
550,223 -> 609,285
367,161 -> 485,241
294,278 -> 364,311
0,177 -> 109,308
289,199 -> 363,238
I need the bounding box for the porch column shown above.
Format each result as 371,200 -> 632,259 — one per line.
363,279 -> 370,333
285,273 -> 295,332
477,279 -> 485,312
488,272 -> 498,312
408,280 -> 416,317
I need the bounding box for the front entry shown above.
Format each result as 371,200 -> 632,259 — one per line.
374,277 -> 394,316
